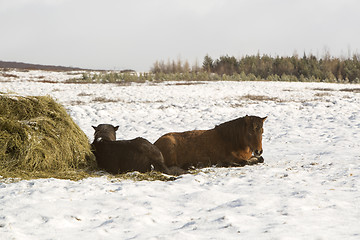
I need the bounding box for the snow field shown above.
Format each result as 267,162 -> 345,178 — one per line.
0,74 -> 360,239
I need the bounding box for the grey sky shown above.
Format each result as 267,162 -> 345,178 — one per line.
1,0 -> 359,71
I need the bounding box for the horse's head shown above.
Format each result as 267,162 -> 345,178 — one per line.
244,115 -> 267,157
92,124 -> 119,142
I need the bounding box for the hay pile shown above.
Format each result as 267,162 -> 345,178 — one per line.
0,93 -> 96,180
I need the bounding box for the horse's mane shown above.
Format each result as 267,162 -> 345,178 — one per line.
214,116 -> 247,148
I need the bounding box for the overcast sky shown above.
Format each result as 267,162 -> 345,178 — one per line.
1,0 -> 359,71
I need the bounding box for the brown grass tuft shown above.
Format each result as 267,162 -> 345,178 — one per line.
92,97 -> 118,103
242,94 -> 280,102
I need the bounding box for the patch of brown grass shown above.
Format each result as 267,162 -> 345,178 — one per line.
78,92 -> 93,97
314,92 -> 332,97
242,94 -> 280,102
166,82 -> 206,86
312,88 -> 335,92
70,100 -> 86,105
37,79 -> 59,84
110,171 -> 178,182
230,103 -> 246,108
313,87 -> 360,93
92,97 -> 118,103
1,73 -> 19,78
340,88 -> 360,93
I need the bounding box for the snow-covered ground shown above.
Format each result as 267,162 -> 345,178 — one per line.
1,71 -> 360,239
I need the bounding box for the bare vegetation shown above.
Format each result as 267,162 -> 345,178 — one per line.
314,92 -> 332,97
37,79 -> 59,84
70,100 -> 86,106
313,87 -> 360,93
108,171 -> 177,182
313,88 -> 335,91
340,88 -> 360,93
92,97 -> 118,103
1,73 -> 18,78
241,94 -> 281,102
78,92 -> 93,97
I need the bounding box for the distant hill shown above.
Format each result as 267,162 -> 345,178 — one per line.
0,60 -> 86,71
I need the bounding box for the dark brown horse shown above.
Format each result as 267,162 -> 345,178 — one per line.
93,124 -> 118,141
92,124 -> 171,175
154,115 -> 266,170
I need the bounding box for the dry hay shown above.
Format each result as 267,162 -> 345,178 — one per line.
0,93 -> 96,180
110,171 -> 178,182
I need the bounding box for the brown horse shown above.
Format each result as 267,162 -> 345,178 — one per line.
92,124 -> 172,175
154,115 -> 267,170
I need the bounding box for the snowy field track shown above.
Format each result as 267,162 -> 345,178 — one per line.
1,71 -> 360,239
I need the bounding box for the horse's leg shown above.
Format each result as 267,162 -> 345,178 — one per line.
218,161 -> 246,167
247,156 -> 264,165
221,153 -> 248,167
228,148 -> 264,166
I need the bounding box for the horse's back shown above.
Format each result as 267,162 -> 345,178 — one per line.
154,130 -> 210,167
156,130 -> 206,142
93,137 -> 168,174
154,133 -> 179,167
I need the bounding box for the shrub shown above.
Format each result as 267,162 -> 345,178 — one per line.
152,53 -> 360,83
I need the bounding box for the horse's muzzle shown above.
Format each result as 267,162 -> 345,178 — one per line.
254,149 -> 263,157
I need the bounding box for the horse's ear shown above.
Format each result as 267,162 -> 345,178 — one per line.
92,126 -> 97,130
262,116 -> 267,122
244,115 -> 250,125
114,126 -> 119,131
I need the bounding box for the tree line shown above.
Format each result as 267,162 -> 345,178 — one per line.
151,53 -> 360,83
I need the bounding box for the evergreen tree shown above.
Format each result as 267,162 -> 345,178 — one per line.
202,54 -> 214,72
